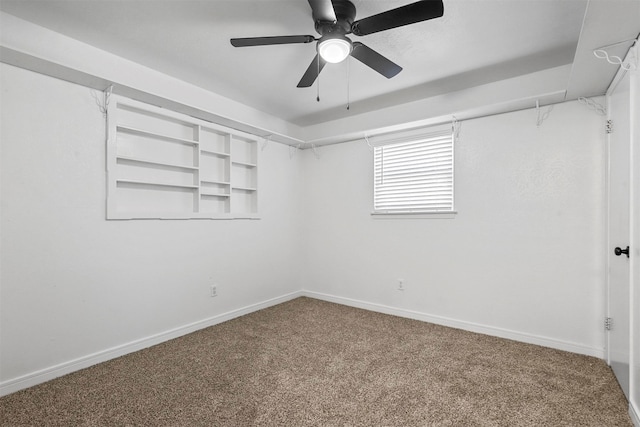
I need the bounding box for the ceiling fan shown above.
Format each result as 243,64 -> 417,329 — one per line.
230,0 -> 444,88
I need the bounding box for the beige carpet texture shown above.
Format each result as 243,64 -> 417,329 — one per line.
0,297 -> 632,426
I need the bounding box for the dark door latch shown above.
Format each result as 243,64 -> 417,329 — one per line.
614,246 -> 630,258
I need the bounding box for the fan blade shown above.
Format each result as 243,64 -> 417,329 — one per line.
308,0 -> 337,22
230,35 -> 315,47
297,54 -> 327,87
350,42 -> 402,78
351,0 -> 444,36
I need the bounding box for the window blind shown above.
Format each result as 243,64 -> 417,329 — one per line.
373,129 -> 454,214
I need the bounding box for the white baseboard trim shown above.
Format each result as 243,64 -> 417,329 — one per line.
301,291 -> 605,359
630,402 -> 640,427
1,290 -> 606,397
0,291 -> 303,397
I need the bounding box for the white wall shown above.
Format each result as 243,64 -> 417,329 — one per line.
0,12 -> 305,146
301,100 -> 606,356
0,64 -> 304,388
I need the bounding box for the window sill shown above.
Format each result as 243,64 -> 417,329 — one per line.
371,211 -> 457,220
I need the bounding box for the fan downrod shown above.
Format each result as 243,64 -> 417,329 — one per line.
314,0 -> 356,36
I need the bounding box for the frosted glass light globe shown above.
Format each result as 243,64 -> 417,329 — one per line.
318,38 -> 352,63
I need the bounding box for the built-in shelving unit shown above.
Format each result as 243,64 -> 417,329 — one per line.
107,96 -> 259,219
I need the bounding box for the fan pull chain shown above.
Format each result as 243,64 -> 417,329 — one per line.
346,57 -> 350,110
316,56 -> 320,102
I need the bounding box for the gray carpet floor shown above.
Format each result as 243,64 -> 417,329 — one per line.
0,297 -> 632,426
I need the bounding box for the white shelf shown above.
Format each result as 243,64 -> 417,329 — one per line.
201,192 -> 231,198
201,180 -> 230,185
117,125 -> 198,146
231,214 -> 260,220
201,149 -> 230,157
232,186 -> 257,192
116,155 -> 197,171
232,160 -> 257,168
109,211 -> 236,220
116,179 -> 198,190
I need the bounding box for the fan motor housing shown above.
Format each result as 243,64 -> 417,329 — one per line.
314,0 -> 356,36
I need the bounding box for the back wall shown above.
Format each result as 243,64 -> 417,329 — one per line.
300,100 -> 606,356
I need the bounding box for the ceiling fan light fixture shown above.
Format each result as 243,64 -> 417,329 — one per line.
318,36 -> 352,63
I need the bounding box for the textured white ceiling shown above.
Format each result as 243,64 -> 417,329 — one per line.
0,0 -> 634,127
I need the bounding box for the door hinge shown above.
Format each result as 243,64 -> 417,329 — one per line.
605,317 -> 613,331
606,120 -> 613,134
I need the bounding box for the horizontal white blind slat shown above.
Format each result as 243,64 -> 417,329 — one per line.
375,140 -> 451,153
375,142 -> 452,156
369,129 -> 452,147
375,171 -> 453,181
375,156 -> 453,169
375,204 -> 452,210
375,189 -> 453,197
375,166 -> 453,175
374,146 -> 451,160
375,179 -> 453,189
375,180 -> 453,189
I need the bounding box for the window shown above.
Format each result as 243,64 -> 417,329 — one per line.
372,125 -> 455,215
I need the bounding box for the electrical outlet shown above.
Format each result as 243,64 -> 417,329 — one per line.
397,279 -> 405,291
210,285 -> 217,297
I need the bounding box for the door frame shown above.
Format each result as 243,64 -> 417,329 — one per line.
628,43 -> 639,426
604,41 -> 639,424
604,61 -> 632,386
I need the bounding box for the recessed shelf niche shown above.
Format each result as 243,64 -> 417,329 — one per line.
107,96 -> 259,219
